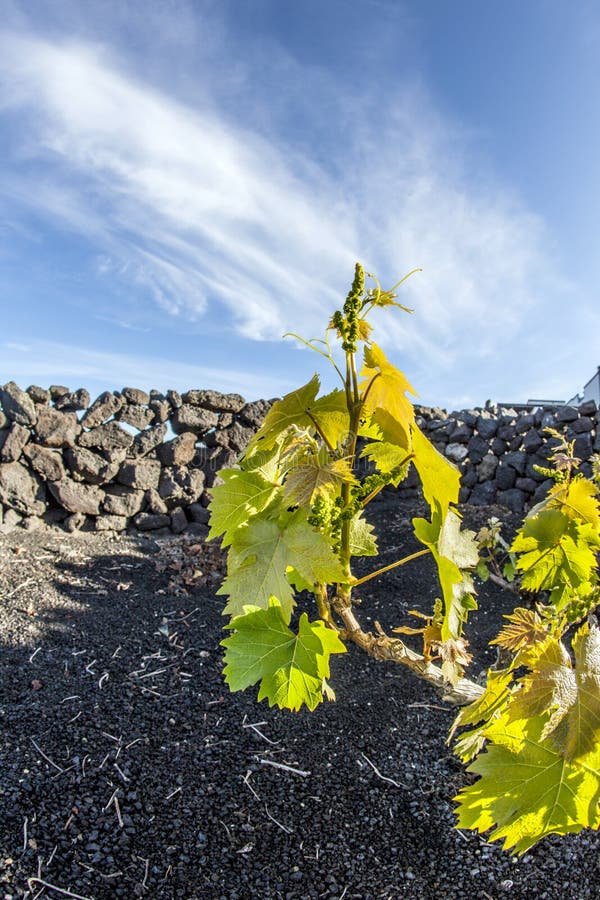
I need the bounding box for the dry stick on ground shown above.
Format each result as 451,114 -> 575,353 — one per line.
26,879 -> 94,900
332,602 -> 484,706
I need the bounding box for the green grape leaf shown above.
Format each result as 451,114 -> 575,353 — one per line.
246,374 -> 320,455
360,441 -> 409,475
411,423 -> 460,517
349,512 -> 378,557
509,622 -> 600,761
309,389 -> 351,448
222,599 -> 346,711
546,476 -> 600,529
449,668 -> 514,763
242,443 -> 281,481
218,509 -> 347,621
245,377 -> 350,458
208,469 -> 280,546
454,713 -> 600,854
414,505 -> 479,647
283,454 -> 357,507
359,343 -> 416,446
512,511 -> 598,592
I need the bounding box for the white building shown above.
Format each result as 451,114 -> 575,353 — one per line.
568,365 -> 600,406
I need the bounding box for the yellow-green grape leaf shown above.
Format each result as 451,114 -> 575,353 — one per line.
357,417 -> 383,440
359,343 -> 416,446
490,607 -> 549,653
245,375 -> 320,455
218,509 -> 347,621
454,713 -> 600,854
360,440 -> 410,477
509,622 -> 600,762
367,407 -> 412,450
221,599 -> 346,711
208,469 -> 280,546
349,512 -> 378,557
308,389 -> 351,449
242,443 -> 281,481
411,423 -> 460,518
546,476 -> 600,529
414,505 -> 479,647
512,510 -> 598,592
449,668 -> 514,763
283,454 -> 357,507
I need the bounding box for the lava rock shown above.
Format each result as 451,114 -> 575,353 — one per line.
0,423 -> 31,463
1,381 -> 37,426
48,477 -> 105,515
81,392 -> 124,427
35,408 -> 81,448
78,422 -> 134,452
23,444 -> 65,482
171,405 -> 219,435
117,459 -> 162,491
181,389 -> 245,413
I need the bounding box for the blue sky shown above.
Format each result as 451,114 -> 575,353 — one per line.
1,0 -> 599,410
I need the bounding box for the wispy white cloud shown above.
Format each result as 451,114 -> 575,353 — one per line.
0,10 -> 589,407
0,338 -> 286,400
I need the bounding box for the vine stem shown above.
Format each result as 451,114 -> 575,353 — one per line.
333,602 -> 483,706
306,411 -> 335,454
351,548 -> 431,588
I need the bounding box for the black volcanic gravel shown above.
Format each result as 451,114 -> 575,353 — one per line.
1,499 -> 598,900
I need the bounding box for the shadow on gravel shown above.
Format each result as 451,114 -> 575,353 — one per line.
1,522 -> 599,900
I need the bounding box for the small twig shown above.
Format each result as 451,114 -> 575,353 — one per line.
360,752 -> 406,789
30,738 -> 65,774
26,879 -> 94,900
408,702 -> 449,711
242,770 -> 261,801
113,762 -> 130,783
165,786 -> 182,800
242,716 -> 280,745
22,816 -> 28,853
113,794 -> 124,828
141,857 -> 149,890
263,804 -> 293,834
259,759 -> 310,777
6,577 -> 35,598
29,647 -> 41,663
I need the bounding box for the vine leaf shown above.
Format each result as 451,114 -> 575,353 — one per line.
490,607 -> 549,653
218,509 -> 347,621
508,622 -> 600,761
283,454 -> 357,507
359,440 -> 410,485
349,512 -> 378,557
449,668 -> 514,763
411,423 -> 460,517
512,510 -> 598,592
246,374 -> 320,454
221,599 -> 346,711
546,476 -> 600,528
245,376 -> 349,456
359,343 -> 416,446
413,505 -> 479,646
454,713 -> 600,855
208,469 -> 280,547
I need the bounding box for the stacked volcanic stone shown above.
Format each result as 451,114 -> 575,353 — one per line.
1,381 -> 598,534
413,400 -> 599,513
0,382 -> 271,535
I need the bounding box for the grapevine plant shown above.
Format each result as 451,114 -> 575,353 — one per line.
207,264 -> 600,854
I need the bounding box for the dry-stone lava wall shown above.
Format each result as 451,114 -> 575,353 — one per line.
0,381 -> 598,535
